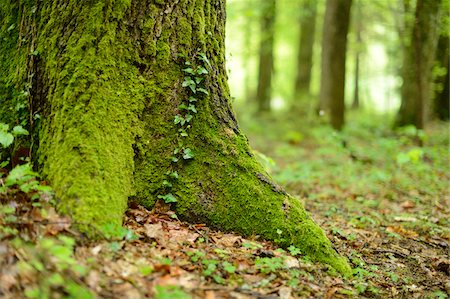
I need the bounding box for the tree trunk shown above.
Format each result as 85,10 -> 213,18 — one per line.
396,0 -> 442,129
294,0 -> 317,98
433,34 -> 449,121
351,0 -> 362,110
0,0 -> 350,275
319,0 -> 352,130
256,0 -> 276,114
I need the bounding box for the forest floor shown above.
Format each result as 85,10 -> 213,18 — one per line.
0,112 -> 449,298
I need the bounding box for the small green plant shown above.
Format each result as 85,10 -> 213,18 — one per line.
287,245 -> 301,256
242,240 -> 263,250
154,285 -> 191,299
255,256 -> 286,274
158,53 -> 210,204
13,236 -> 93,299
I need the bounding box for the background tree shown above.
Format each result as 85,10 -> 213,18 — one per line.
351,0 -> 363,109
0,0 -> 350,274
319,0 -> 352,130
256,0 -> 276,114
294,0 -> 317,102
396,0 -> 442,129
433,33 -> 449,121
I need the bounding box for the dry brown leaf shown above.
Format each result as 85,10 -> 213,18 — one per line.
278,286 -> 293,299
401,200 -> 416,209
0,273 -> 17,292
204,290 -> 216,299
217,234 -> 242,247
144,222 -> 164,241
284,256 -> 299,269
386,226 -> 419,238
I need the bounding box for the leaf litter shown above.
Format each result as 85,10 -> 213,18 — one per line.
1,114 -> 449,298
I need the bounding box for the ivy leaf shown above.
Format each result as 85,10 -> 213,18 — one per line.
182,68 -> 194,74
169,171 -> 179,179
188,96 -> 198,102
188,104 -> 197,113
185,114 -> 193,123
198,52 -> 211,68
158,193 -> 177,203
197,67 -> 208,75
174,115 -> 185,126
183,148 -> 194,160
182,77 -> 195,87
195,77 -> 203,84
179,129 -> 188,137
162,180 -> 172,188
188,85 -> 196,93
197,88 -> 209,95
12,125 -> 29,136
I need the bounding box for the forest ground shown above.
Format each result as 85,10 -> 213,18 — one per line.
0,111 -> 449,298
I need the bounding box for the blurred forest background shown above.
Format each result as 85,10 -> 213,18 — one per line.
225,0 -> 449,128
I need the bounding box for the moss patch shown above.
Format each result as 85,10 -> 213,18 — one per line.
35,1 -> 144,231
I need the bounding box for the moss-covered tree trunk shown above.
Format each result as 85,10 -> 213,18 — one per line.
396,0 -> 442,129
256,0 -> 276,114
318,0 -> 352,130
1,0 -> 350,274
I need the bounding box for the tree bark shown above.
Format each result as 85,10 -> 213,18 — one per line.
256,0 -> 276,114
396,0 -> 442,129
294,0 -> 317,98
319,0 -> 352,130
0,0 -> 350,275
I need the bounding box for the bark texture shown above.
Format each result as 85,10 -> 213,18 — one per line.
319,0 -> 352,130
0,0 -> 350,274
256,0 -> 276,113
396,0 -> 442,129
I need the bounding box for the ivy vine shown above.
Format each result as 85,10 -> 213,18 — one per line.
157,53 -> 211,205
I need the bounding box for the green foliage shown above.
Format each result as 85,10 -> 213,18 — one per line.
157,53 -> 210,205
14,237 -> 93,299
154,285 -> 191,299
255,256 -> 286,274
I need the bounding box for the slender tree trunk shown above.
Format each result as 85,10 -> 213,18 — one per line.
0,0 -> 350,274
352,51 -> 360,109
294,0 -> 317,98
243,2 -> 254,102
433,34 -> 449,120
396,0 -> 442,129
256,0 -> 276,114
319,0 -> 352,130
351,0 -> 362,109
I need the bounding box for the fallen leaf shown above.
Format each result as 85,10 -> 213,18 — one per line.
401,200 -> 415,209
386,226 -> 419,238
279,286 -> 292,299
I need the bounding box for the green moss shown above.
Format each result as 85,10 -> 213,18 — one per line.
36,1 -> 145,232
